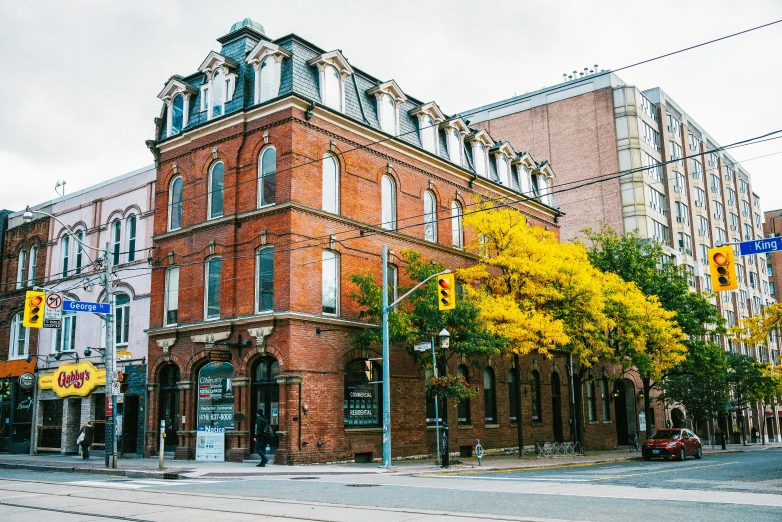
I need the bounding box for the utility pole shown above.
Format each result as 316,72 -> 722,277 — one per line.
104,242 -> 118,468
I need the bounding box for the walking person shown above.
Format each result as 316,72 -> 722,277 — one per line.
77,424 -> 94,461
254,408 -> 270,467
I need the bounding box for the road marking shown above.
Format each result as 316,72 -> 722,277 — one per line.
589,461 -> 738,480
65,479 -> 222,489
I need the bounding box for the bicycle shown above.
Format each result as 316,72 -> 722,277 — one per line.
630,431 -> 640,452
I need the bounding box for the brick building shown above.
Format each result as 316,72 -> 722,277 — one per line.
0,166 -> 155,456
143,19 -> 580,464
466,71 -> 780,443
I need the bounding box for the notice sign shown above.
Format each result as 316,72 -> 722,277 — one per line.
638,411 -> 647,432
197,362 -> 235,430
196,426 -> 225,461
44,293 -> 63,329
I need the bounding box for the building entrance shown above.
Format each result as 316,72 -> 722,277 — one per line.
551,372 -> 564,443
614,380 -> 637,445
158,365 -> 180,452
251,357 -> 280,453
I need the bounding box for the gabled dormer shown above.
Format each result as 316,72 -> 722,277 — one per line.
490,141 -> 517,189
513,152 -> 536,196
409,102 -> 446,155
158,76 -> 198,138
466,130 -> 494,178
536,160 -> 556,207
439,117 -> 469,167
367,80 -> 407,136
307,50 -> 354,113
246,41 -> 292,105
198,51 -> 240,120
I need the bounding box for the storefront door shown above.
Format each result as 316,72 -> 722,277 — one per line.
251,357 -> 280,451
0,404 -> 10,452
158,365 -> 180,451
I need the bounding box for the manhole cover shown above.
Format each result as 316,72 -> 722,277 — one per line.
345,483 -> 379,487
290,477 -> 320,480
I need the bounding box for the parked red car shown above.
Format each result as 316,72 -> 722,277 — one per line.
641,428 -> 702,461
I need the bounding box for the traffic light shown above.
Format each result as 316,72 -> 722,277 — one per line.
23,290 -> 45,328
118,372 -> 130,393
437,273 -> 456,310
708,246 -> 738,291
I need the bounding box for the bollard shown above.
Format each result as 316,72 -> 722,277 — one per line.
441,421 -> 449,468
475,439 -> 483,466
159,420 -> 165,470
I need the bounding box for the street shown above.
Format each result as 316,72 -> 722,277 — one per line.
0,448 -> 780,521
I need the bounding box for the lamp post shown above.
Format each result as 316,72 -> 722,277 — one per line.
380,244 -> 450,468
23,206 -> 118,469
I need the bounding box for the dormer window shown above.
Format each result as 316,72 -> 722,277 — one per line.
536,162 -> 556,206
198,51 -> 239,120
308,51 -> 354,113
440,118 -> 469,167
246,40 -> 291,105
368,80 -> 407,136
468,130 -> 493,179
409,102 -> 445,155
515,154 -> 536,195
158,77 -> 197,138
492,142 -> 517,188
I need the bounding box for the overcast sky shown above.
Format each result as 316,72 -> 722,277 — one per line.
1,0 -> 780,214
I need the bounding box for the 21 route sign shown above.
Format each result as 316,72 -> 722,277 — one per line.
738,237 -> 782,256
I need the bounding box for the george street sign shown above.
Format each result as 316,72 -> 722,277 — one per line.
63,300 -> 112,314
738,237 -> 782,256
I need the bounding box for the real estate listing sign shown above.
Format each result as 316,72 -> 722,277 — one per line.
197,362 -> 235,429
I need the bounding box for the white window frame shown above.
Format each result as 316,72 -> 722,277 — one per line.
168,176 -> 183,231
205,256 -> 222,320
322,153 -> 340,214
419,114 -> 437,153
53,311 -> 77,353
258,146 -> 277,208
496,154 -> 510,187
27,245 -> 37,286
447,128 -> 462,166
61,234 -> 70,277
75,231 -> 84,274
424,190 -> 438,243
381,175 -> 396,230
112,219 -> 122,266
322,249 -> 340,316
473,142 -> 487,177
9,313 -> 29,359
451,200 -> 463,249
164,266 -> 179,326
16,248 -> 26,289
378,92 -> 397,135
258,55 -> 281,104
126,215 -> 137,262
207,161 -> 225,220
114,293 -> 130,347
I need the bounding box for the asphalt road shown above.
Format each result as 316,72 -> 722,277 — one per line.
0,449 -> 780,521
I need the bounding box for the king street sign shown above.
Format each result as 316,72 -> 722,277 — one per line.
738,236 -> 782,256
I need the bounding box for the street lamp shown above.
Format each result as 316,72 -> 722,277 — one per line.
438,328 -> 450,350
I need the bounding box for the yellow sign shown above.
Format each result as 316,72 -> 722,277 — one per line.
38,361 -> 106,397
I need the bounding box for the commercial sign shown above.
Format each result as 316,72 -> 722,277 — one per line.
738,237 -> 782,256
197,362 -> 235,430
116,349 -> 132,361
196,426 -> 226,461
18,372 -> 34,390
63,300 -> 112,314
38,361 -> 106,397
208,349 -> 232,362
44,293 -> 63,329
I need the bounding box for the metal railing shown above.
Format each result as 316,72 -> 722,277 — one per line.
536,441 -> 584,458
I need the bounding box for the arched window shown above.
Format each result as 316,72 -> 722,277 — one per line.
322,250 -> 339,315
171,93 -> 184,135
112,220 -> 122,265
16,249 -> 26,289
381,175 -> 396,230
484,368 -> 496,424
159,365 -> 180,450
451,201 -> 463,249
168,177 -> 183,231
344,359 -> 382,427
211,68 -> 225,117
259,147 -> 276,207
205,256 -> 222,319
165,266 -> 179,326
531,173 -> 540,197
510,164 -> 521,190
530,370 -> 542,422
447,128 -> 462,165
474,142 -> 486,177
114,293 -> 130,347
421,114 -> 436,153
539,175 -> 551,205
75,231 -> 84,274
519,165 -> 531,194
587,379 -> 597,422
424,191 -> 437,242
61,235 -> 70,277
126,215 -> 137,262
379,93 -> 396,134
322,153 -> 339,214
497,155 -> 510,187
508,370 -> 519,425
10,313 -> 28,358
457,365 -> 471,426
323,64 -> 341,110
601,377 -> 611,421
27,245 -> 37,286
258,56 -> 280,103
257,247 -> 274,312
208,161 -> 224,219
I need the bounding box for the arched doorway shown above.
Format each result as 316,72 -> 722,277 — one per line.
671,408 -> 685,428
251,357 -> 280,455
551,372 -> 564,443
614,379 -> 638,445
158,365 -> 180,451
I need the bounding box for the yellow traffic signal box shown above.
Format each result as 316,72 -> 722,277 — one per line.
23,290 -> 45,328
437,274 -> 456,310
708,246 -> 738,292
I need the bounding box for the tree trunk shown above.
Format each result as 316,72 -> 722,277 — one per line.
642,377 -> 652,438
573,370 -> 585,452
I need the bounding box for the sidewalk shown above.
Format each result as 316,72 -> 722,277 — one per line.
1,442 -> 779,480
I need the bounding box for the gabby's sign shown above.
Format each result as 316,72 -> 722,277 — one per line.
38,361 -> 106,397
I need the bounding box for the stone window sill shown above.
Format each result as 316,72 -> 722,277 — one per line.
532,421 -> 544,427
484,424 -> 500,429
457,424 -> 473,430
345,427 -> 383,433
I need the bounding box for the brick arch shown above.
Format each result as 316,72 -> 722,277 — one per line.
338,346 -> 381,370
163,167 -> 183,191
321,142 -> 347,174
417,181 -> 444,204
185,351 -> 212,382
199,152 -> 230,181
371,164 -> 402,189
241,343 -> 286,373
249,132 -> 281,164
150,357 -> 185,383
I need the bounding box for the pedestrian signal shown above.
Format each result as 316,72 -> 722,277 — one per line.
23,290 -> 45,328
437,273 -> 456,311
708,246 -> 738,292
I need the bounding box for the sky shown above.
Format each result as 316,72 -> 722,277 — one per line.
1,0 -> 780,213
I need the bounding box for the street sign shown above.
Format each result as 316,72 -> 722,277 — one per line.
414,342 -> 430,352
44,292 -> 63,329
737,237 -> 782,256
111,381 -> 121,396
116,349 -> 132,361
111,371 -> 119,381
63,300 -> 112,314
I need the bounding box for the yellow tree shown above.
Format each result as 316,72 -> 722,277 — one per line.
730,302 -> 782,351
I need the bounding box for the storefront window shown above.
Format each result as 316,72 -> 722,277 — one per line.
92,393 -> 106,447
38,400 -> 63,450
344,359 -> 381,427
197,362 -> 235,430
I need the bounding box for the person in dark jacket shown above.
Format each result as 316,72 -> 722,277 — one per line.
254,408 -> 269,467
78,425 -> 94,460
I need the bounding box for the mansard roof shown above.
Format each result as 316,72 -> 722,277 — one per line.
157,76 -> 199,101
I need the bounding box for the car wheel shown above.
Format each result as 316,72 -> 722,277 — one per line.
679,448 -> 686,461
695,446 -> 702,460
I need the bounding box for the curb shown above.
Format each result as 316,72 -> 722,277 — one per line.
0,462 -> 182,479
